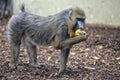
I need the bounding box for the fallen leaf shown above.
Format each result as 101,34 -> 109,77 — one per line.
2,50 -> 5,53
101,60 -> 105,63
118,62 -> 120,64
97,45 -> 103,49
84,66 -> 96,70
116,57 -> 120,60
47,56 -> 52,61
93,56 -> 100,60
48,46 -> 52,49
84,52 -> 89,57
55,60 -> 58,64
85,48 -> 90,51
71,52 -> 75,56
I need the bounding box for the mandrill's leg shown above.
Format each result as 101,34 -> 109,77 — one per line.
26,43 -> 37,65
24,40 -> 45,68
59,48 -> 70,74
8,31 -> 22,69
9,43 -> 20,69
54,27 -> 88,75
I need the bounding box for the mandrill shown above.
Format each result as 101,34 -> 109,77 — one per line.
6,5 -> 88,75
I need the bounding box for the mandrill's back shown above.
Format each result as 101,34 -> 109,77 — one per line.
22,13 -> 58,45
21,10 -> 69,45
7,6 -> 71,45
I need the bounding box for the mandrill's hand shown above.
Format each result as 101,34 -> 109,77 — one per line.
81,32 -> 88,39
75,29 -> 86,36
77,30 -> 88,41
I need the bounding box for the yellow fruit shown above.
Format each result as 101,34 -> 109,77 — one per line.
47,56 -> 52,61
75,29 -> 82,36
75,29 -> 86,36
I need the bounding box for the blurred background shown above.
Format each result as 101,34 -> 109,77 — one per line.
1,0 -> 120,25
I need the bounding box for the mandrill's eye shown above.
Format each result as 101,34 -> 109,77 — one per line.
76,18 -> 85,30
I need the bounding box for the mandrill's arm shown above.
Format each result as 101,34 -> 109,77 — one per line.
53,26 -> 88,75
61,34 -> 88,48
54,27 -> 88,49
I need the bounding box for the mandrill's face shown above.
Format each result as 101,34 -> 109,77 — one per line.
70,7 -> 86,31
70,7 -> 86,36
76,8 -> 86,30
76,17 -> 85,30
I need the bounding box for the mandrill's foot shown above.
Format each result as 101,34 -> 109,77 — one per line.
54,72 -> 62,77
48,72 -> 61,78
29,63 -> 47,69
9,63 -> 17,69
54,71 -> 69,77
54,69 -> 66,77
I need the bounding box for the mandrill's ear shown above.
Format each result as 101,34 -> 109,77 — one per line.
68,9 -> 73,15
68,9 -> 73,20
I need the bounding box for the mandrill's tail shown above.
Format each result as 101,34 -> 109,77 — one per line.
20,4 -> 25,12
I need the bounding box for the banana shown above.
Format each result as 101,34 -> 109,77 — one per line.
75,29 -> 86,36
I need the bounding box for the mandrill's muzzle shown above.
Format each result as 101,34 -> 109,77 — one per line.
76,18 -> 85,30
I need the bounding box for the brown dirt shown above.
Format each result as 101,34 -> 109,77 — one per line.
0,22 -> 120,80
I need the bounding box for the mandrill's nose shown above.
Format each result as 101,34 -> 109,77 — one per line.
77,21 -> 85,30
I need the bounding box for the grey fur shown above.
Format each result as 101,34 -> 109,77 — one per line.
7,8 -> 72,46
6,6 -> 88,75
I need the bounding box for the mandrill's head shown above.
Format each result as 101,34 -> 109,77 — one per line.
69,7 -> 86,30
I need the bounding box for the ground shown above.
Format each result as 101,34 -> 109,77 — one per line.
0,22 -> 120,80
